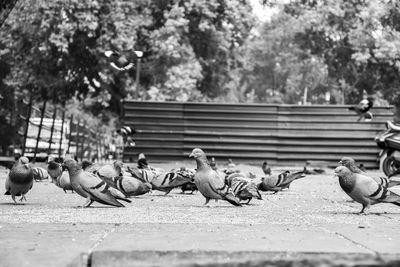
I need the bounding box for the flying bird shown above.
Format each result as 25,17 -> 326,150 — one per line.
225,172 -> 262,204
334,166 -> 400,214
5,156 -> 34,203
348,97 -> 374,122
339,157 -> 400,188
62,158 -> 130,207
189,148 -> 241,206
258,170 -> 305,193
104,50 -> 135,71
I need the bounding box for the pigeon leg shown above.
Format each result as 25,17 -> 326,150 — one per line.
20,195 -> 27,202
164,189 -> 172,196
64,189 -> 67,193
11,195 -> 17,204
203,197 -> 211,206
359,204 -> 370,215
246,198 -> 252,204
273,191 -> 279,194
83,198 -> 94,208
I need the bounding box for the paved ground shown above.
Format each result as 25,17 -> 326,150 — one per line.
0,162 -> 400,266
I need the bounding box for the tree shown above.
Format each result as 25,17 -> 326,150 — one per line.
263,0 -> 400,104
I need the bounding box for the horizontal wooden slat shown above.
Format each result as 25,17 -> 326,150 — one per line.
123,101 -> 393,168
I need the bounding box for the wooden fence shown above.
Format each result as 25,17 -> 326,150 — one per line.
123,101 -> 394,168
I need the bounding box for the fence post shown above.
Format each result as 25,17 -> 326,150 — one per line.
21,89 -> 33,156
58,105 -> 66,160
75,119 -> 81,160
67,115 -> 74,154
47,106 -> 57,158
33,100 -> 47,162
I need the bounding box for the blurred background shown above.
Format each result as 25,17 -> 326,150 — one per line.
0,0 -> 400,164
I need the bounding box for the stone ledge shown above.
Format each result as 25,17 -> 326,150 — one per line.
86,251 -> 400,267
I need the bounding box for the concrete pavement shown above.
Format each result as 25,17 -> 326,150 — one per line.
0,164 -> 400,266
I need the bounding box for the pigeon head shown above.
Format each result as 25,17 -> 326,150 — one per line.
18,156 -> 30,165
81,160 -> 93,170
62,158 -> 81,172
339,157 -> 357,170
189,148 -> 206,159
143,182 -> 152,191
138,153 -> 146,160
48,160 -> 61,170
334,166 -> 352,178
113,160 -> 124,170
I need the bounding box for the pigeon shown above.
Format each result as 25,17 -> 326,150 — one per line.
117,126 -> 136,146
180,182 -> 198,194
258,170 -> 305,193
104,50 -> 135,71
5,156 -> 34,203
62,158 -> 130,207
210,157 -> 217,171
126,165 -> 163,184
339,157 -> 400,188
227,158 -> 236,169
261,161 -> 271,176
81,160 -> 102,173
303,166 -> 325,175
334,166 -> 400,214
303,161 -> 325,175
56,171 -> 74,193
47,160 -> 62,181
150,167 -> 196,195
225,172 -> 262,204
126,166 -> 195,195
32,167 -> 50,182
348,97 -> 374,122
189,148 -> 241,206
359,164 -> 367,172
97,161 -> 124,178
99,175 -> 152,197
137,153 -> 150,170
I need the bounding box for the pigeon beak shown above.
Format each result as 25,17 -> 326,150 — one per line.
189,153 -> 194,158
338,161 -> 342,164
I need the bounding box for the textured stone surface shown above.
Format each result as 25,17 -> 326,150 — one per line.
0,163 -> 399,266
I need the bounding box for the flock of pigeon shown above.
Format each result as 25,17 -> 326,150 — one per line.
4,148 -> 400,214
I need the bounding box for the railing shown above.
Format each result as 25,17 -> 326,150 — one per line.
13,93 -> 107,162
123,101 -> 394,168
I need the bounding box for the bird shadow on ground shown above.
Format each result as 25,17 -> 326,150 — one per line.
326,210 -> 400,216
71,206 -> 122,209
0,202 -> 41,206
188,204 -> 245,208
